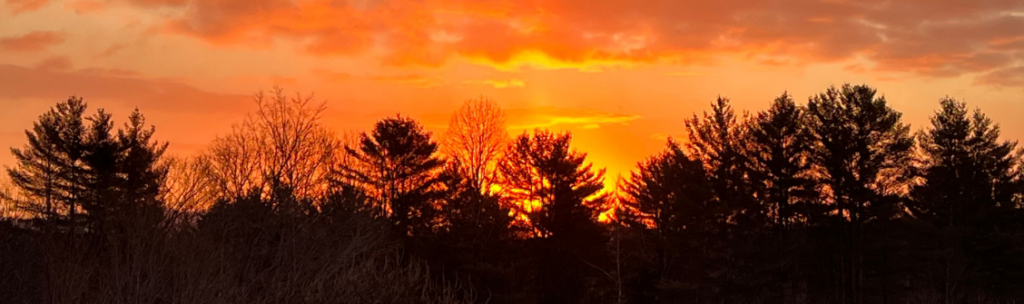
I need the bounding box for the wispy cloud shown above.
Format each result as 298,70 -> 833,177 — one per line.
5,0 -> 51,15
369,74 -> 447,88
975,66 -> 1024,87
34,56 -> 73,71
506,107 -> 642,130
462,78 -> 525,88
0,31 -> 66,52
313,69 -> 447,88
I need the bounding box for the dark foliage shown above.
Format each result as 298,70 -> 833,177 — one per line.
4,84 -> 1024,304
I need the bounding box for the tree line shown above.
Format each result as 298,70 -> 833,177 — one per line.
1,84 -> 1023,304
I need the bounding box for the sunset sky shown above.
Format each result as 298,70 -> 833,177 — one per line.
2,0 -> 1024,185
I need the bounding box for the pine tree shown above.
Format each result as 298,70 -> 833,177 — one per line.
6,98 -> 169,233
745,92 -> 820,303
622,139 -> 715,234
620,139 -> 717,302
498,130 -> 607,304
685,96 -> 762,229
911,98 -> 1024,300
428,160 -> 521,303
806,84 -> 914,304
335,115 -> 445,236
747,93 -> 818,227
499,130 -> 606,238
7,97 -> 92,229
111,110 -> 169,230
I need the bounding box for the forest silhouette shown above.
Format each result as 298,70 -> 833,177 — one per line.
2,84 -> 1024,304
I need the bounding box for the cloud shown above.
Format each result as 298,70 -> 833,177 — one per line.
0,63 -> 248,114
975,66 -> 1024,87
462,78 -> 525,88
664,71 -> 703,77
313,69 -> 446,88
0,63 -> 255,162
96,44 -> 126,58
0,31 -> 66,52
269,75 -> 297,86
65,0 -> 106,14
78,67 -> 143,77
370,74 -> 447,88
312,69 -> 353,82
116,0 -> 1024,82
505,106 -> 641,130
5,0 -> 50,14
133,0 -> 376,54
34,55 -> 73,71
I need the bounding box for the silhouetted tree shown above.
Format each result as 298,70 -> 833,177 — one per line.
335,115 -> 446,237
620,139 -> 718,302
742,92 -> 822,303
432,98 -> 522,302
5,97 -> 91,228
685,96 -> 762,229
204,87 -> 340,201
498,129 -> 608,304
6,98 -> 167,233
11,84 -> 1024,304
747,92 -> 818,227
806,84 -> 915,304
426,160 -> 523,304
91,109 -> 169,234
685,96 -> 776,302
622,139 -> 715,234
443,97 -> 508,194
160,155 -> 216,222
910,98 -> 1024,301
912,98 -> 1022,227
438,159 -> 514,243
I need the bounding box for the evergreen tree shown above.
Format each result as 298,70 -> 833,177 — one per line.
428,160 -> 522,304
335,115 -> 445,236
79,107 -> 120,228
620,139 -> 717,302
685,96 -> 762,229
806,84 -> 915,304
498,130 -> 608,304
110,110 -> 169,231
913,98 -> 1022,226
6,98 -> 169,233
439,159 -> 514,243
910,98 -> 1024,300
7,97 -> 97,229
747,93 -> 818,227
807,84 -> 914,223
745,93 -> 820,303
622,139 -> 714,233
685,97 -> 770,302
499,130 -> 606,238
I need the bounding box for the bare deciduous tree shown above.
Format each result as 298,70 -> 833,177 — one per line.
204,87 -> 341,200
443,97 -> 508,194
0,176 -> 25,219
160,156 -> 216,222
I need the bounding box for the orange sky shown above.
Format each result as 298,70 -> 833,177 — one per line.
2,0 -> 1024,187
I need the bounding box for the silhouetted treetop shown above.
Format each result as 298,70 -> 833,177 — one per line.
335,114 -> 446,236
498,129 -> 606,237
203,87 -> 340,201
443,97 -> 509,195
